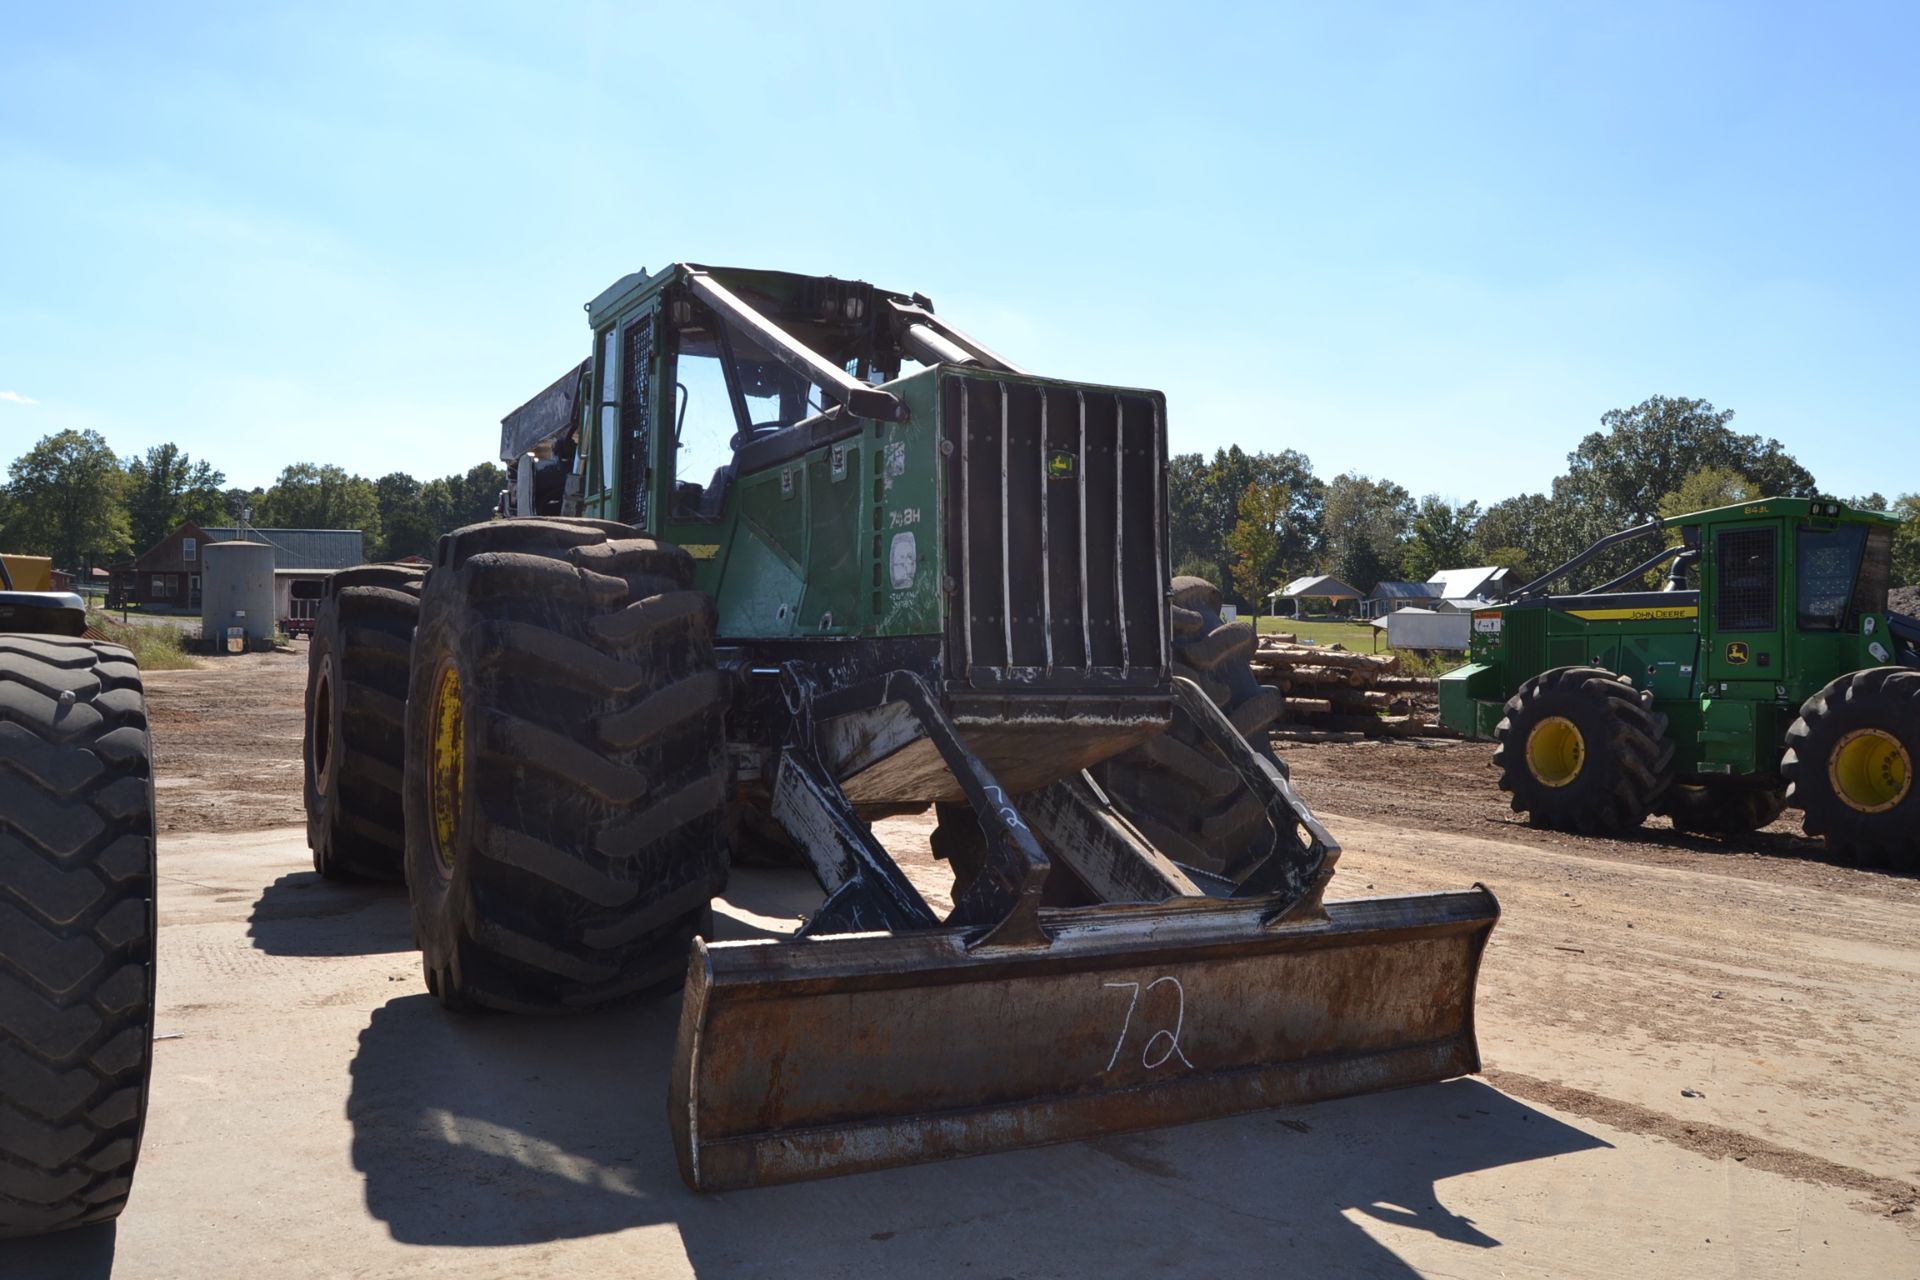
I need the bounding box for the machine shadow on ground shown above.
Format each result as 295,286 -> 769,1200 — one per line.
1480,809 -> 1919,877
340,874 -> 1609,1277
0,1219 -> 117,1279
246,871 -> 412,957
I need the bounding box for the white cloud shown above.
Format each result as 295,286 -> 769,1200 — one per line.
0,391 -> 38,406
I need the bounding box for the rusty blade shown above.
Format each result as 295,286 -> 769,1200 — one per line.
669,887 -> 1498,1191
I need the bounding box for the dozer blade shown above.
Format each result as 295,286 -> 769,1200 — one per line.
669,885 -> 1497,1191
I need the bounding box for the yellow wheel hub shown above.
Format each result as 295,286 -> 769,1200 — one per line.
1829,728 -> 1911,814
427,662 -> 465,870
1527,716 -> 1586,788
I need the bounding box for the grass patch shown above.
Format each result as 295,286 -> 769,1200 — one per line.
87,612 -> 200,671
1253,615 -> 1382,648
1250,613 -> 1469,676
1393,649 -> 1469,678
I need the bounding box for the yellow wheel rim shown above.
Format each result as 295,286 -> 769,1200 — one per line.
427,661 -> 465,870
1829,728 -> 1911,814
1527,716 -> 1586,788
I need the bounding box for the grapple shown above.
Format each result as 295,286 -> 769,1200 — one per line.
668,673 -> 1498,1191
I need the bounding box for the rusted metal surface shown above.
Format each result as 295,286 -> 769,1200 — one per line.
1017,774 -> 1199,903
1172,674 -> 1337,912
670,887 -> 1498,1191
835,717 -> 1164,804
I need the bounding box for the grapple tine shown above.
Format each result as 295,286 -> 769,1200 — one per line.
669,886 -> 1498,1191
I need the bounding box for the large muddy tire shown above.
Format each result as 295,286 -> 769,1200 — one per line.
304,565 -> 425,880
402,519 -> 730,1013
1493,666 -> 1674,833
1783,667 -> 1919,868
1656,780 -> 1787,836
0,636 -> 155,1236
1091,576 -> 1287,878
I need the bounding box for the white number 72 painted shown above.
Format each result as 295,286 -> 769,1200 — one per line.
1102,976 -> 1195,1072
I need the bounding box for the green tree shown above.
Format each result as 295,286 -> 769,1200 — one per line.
1224,480 -> 1289,603
125,442 -> 227,551
1656,465 -> 1753,522
373,471 -> 435,560
3,429 -> 131,571
1558,396 -> 1814,537
1319,472 -> 1413,592
1401,496 -> 1481,583
221,486 -> 266,525
257,463 -> 383,548
1168,447 -> 1323,601
1541,396 -> 1815,587
1891,493 -> 1920,589
418,463 -> 507,544
1470,492 -> 1550,583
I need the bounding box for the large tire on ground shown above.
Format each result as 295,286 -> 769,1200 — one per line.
0,636 -> 155,1236
1655,780 -> 1787,836
1090,576 -> 1288,878
402,519 -> 731,1012
1492,666 -> 1675,834
1782,666 -> 1920,869
304,565 -> 425,880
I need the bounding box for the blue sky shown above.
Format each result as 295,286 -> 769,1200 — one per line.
2,2 -> 1914,504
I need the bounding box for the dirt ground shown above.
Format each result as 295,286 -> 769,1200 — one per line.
145,648 -> 310,835
28,644 -> 1916,1276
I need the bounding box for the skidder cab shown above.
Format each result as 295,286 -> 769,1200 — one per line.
307,263 -> 1499,1190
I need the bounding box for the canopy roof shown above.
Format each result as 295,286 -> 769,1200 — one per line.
1275,575 -> 1363,600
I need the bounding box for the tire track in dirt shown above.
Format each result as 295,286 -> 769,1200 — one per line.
1484,1067 -> 1920,1220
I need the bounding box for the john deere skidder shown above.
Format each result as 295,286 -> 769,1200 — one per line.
304,263 -> 1497,1190
1440,499 -> 1920,865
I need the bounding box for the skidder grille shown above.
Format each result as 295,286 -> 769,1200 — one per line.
942,373 -> 1167,687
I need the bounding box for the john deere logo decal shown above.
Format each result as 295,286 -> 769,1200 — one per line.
1047,450 -> 1076,479
1726,641 -> 1749,665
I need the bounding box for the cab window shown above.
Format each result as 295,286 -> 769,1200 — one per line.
669,317 -> 830,523
1715,528 -> 1776,631
1796,524 -> 1866,631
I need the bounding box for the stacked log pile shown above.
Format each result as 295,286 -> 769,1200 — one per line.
1251,639 -> 1454,740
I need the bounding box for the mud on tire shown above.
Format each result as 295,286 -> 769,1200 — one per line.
1783,666 -> 1920,869
1493,665 -> 1675,834
1092,576 -> 1287,879
0,637 -> 156,1236
402,519 -> 731,1012
304,565 -> 425,880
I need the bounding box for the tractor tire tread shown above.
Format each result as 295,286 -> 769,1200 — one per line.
0,637 -> 155,1238
406,520 -> 730,1014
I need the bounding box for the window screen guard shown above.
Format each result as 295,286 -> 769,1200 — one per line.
1796,524 -> 1866,632
1715,527 -> 1776,632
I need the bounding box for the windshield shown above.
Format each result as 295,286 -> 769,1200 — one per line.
1797,524 -> 1867,631
669,319 -> 835,522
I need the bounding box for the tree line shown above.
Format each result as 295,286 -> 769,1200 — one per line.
0,429 -> 506,571
8,396 -> 1915,600
1173,395 -> 1920,606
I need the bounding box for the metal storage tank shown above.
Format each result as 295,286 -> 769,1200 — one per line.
200,540 -> 277,652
